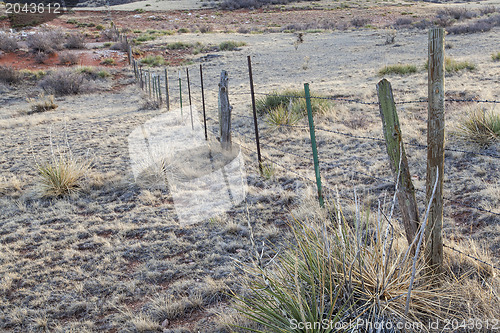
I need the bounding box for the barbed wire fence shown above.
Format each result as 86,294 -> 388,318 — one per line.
123,37 -> 500,271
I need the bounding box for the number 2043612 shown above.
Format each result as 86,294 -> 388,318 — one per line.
5,3 -> 61,14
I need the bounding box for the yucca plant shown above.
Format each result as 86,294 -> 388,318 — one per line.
264,105 -> 302,128
234,194 -> 456,332
37,153 -> 89,197
457,107 -> 500,147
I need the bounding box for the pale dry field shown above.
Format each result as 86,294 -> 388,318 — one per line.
1,0 -> 500,332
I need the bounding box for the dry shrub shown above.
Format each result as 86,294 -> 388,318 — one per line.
65,33 -> 86,49
0,66 -> 19,84
0,33 -> 19,52
34,51 -> 48,64
109,41 -> 128,51
26,28 -> 65,54
58,52 -> 79,66
39,69 -> 87,96
351,17 -> 371,28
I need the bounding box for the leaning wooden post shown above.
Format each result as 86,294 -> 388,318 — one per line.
247,55 -> 263,174
219,70 -> 232,150
157,76 -> 162,105
304,83 -> 324,207
425,27 -> 445,273
377,79 -> 420,247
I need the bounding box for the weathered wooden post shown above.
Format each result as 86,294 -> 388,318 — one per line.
219,70 -> 232,150
186,67 -> 194,130
157,76 -> 162,105
377,79 -> 420,247
425,27 -> 445,273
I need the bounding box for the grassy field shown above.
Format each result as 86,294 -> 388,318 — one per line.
1,0 -> 500,331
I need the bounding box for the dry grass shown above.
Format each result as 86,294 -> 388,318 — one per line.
26,93 -> 58,114
36,153 -> 90,197
379,63 -> 419,76
456,107 -> 500,147
234,192 -> 459,332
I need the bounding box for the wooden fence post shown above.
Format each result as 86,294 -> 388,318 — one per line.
200,64 -> 207,140
219,70 -> 232,150
377,79 -> 420,247
425,27 -> 445,273
157,76 -> 162,105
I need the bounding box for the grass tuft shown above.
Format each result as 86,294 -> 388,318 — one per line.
379,63 -> 418,76
256,89 -> 334,123
264,104 -> 302,128
218,41 -> 246,51
26,93 -> 58,114
492,52 -> 500,61
139,55 -> 166,67
424,57 -> 476,73
37,153 -> 89,197
457,107 -> 500,147
234,197 -> 456,332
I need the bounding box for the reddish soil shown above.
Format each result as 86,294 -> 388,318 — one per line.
0,49 -> 128,70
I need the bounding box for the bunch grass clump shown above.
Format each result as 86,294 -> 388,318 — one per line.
26,93 -> 57,114
379,64 -> 418,76
424,57 -> 476,73
234,195 -> 458,332
445,57 -> 476,72
139,55 -> 166,67
218,41 -> 246,51
457,107 -> 500,147
256,89 -> 334,119
492,52 -> 500,61
165,42 -> 193,50
264,104 -> 302,127
37,153 -> 89,197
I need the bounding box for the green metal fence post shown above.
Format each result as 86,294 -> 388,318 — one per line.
304,83 -> 324,207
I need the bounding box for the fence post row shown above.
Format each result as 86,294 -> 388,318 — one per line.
304,83 -> 324,207
247,56 -> 263,174
377,79 -> 420,249
219,70 -> 232,150
425,27 -> 445,273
